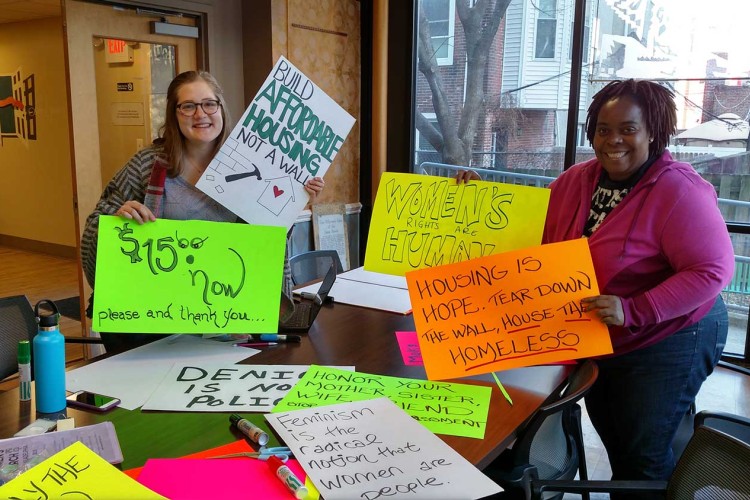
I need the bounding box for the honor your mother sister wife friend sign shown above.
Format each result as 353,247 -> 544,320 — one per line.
196,56 -> 356,229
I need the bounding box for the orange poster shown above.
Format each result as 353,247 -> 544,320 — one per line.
406,239 -> 613,380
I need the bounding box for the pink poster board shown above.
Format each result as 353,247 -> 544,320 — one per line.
395,331 -> 423,366
137,457 -> 309,500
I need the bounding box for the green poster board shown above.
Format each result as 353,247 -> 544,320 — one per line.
273,365 -> 492,439
93,216 -> 287,334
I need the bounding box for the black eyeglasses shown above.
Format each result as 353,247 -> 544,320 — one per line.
176,99 -> 221,117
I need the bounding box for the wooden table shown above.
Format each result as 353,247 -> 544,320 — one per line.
0,302 -> 569,470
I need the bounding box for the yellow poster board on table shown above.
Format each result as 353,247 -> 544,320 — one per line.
0,441 -> 165,499
406,238 -> 613,380
93,216 -> 287,334
364,172 -> 550,276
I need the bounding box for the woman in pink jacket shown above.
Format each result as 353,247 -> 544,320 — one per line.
460,80 -> 734,498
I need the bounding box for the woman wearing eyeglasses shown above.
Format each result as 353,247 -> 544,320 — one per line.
81,70 -> 324,350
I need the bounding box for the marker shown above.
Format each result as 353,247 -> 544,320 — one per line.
18,341 -> 31,402
492,372 -> 513,406
234,342 -> 279,348
230,414 -> 269,445
267,455 -> 308,499
248,334 -> 301,343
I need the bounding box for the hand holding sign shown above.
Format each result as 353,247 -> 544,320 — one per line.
406,239 -> 613,380
196,56 -> 355,229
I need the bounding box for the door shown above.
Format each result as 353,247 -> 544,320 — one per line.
92,39 -> 177,186
64,0 -> 201,331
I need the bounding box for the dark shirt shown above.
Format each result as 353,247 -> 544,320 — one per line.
584,154 -> 658,236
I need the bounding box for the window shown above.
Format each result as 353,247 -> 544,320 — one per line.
415,115 -> 442,167
569,23 -> 590,62
535,0 -> 557,59
492,129 -> 509,169
407,0 -> 750,363
576,123 -> 587,147
412,0 -> 574,176
423,0 -> 455,65
591,0 -> 750,361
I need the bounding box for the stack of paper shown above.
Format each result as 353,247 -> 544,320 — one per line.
295,266 -> 412,314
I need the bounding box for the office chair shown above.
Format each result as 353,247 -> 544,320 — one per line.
289,249 -> 344,286
0,295 -> 103,381
530,425 -> 750,499
0,295 -> 38,380
694,410 -> 750,445
671,363 -> 750,459
483,360 -> 598,500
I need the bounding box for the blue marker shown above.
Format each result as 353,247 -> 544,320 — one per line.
249,334 -> 301,343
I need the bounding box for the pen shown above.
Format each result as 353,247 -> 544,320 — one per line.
248,334 -> 301,343
234,342 -> 279,347
230,414 -> 269,445
492,372 -> 513,406
267,455 -> 308,499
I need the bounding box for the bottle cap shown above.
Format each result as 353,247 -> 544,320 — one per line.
34,299 -> 60,328
18,341 -> 30,363
229,414 -> 241,425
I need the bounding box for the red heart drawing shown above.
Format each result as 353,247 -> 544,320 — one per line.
273,186 -> 284,198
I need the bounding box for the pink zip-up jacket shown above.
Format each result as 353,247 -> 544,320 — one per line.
543,150 -> 734,355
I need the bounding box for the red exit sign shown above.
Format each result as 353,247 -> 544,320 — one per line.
108,39 -> 127,54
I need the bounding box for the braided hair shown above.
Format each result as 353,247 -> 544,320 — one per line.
585,79 -> 677,158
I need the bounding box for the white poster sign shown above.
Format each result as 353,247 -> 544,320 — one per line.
141,363 -> 353,412
196,56 -> 356,228
265,398 -> 502,500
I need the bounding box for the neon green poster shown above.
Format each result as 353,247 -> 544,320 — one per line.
364,172 -> 551,276
93,216 -> 286,334
273,365 -> 492,439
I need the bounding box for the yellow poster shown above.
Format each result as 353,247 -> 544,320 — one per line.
364,172 -> 550,276
0,441 -> 165,499
93,216 -> 287,334
406,239 -> 613,380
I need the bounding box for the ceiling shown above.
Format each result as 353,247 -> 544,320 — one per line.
0,0 -> 61,25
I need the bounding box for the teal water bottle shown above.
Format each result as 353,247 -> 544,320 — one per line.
33,299 -> 66,414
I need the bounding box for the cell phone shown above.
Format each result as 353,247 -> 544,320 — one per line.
66,391 -> 120,412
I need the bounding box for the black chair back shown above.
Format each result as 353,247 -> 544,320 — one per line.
289,250 -> 344,285
484,360 -> 598,500
668,425 -> 750,499
531,425 -> 750,499
0,295 -> 37,380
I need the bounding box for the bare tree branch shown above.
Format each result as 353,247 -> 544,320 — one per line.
415,112 -> 444,152
417,0 -> 510,166
416,6 -> 453,155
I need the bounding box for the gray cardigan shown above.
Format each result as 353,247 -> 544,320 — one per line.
81,145 -> 293,297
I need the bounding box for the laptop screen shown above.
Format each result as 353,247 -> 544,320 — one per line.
313,262 -> 337,304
